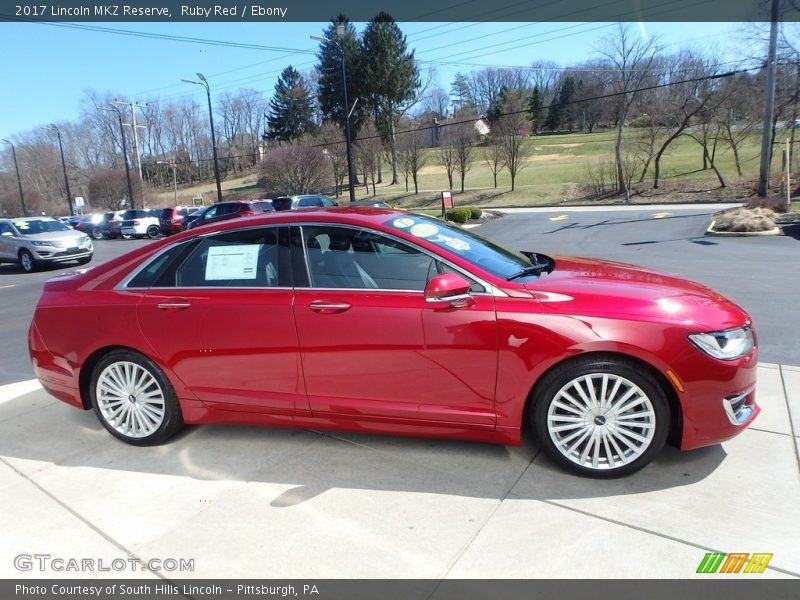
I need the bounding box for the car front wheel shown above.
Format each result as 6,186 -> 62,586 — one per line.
532,355 -> 669,478
89,350 -> 184,445
91,227 -> 104,240
18,249 -> 37,273
147,225 -> 159,238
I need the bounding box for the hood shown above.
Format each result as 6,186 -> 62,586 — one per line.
523,255 -> 750,331
22,230 -> 89,245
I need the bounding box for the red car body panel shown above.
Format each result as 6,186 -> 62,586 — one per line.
28,208 -> 758,453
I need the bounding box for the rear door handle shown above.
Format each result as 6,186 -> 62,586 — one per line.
157,302 -> 191,310
308,301 -> 351,314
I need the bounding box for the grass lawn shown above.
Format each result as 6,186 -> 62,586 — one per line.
152,128 -> 793,210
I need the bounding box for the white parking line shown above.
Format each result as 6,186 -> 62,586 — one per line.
0,378 -> 42,405
0,284 -> 15,289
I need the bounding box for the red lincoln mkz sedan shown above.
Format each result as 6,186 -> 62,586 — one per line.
28,208 -> 759,477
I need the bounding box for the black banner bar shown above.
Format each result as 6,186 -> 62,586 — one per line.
3,580 -> 800,600
1,0 -> 799,23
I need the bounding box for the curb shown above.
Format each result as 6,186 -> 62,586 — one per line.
705,220 -> 782,237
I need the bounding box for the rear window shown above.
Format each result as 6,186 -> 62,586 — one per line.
160,208 -> 173,219
123,210 -> 150,219
253,202 -> 273,212
272,197 -> 292,211
298,197 -> 321,208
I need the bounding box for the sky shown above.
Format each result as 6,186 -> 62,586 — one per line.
0,20 -> 751,143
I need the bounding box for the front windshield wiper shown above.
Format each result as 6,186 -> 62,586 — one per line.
506,252 -> 552,281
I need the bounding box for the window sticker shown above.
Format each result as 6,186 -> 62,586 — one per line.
13,221 -> 28,229
433,233 -> 471,251
392,217 -> 415,229
409,223 -> 439,238
205,244 -> 260,280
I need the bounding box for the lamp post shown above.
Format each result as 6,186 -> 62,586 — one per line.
1,139 -> 28,216
182,73 -> 223,203
311,30 -> 356,202
99,105 -> 136,209
157,159 -> 178,206
48,125 -> 74,216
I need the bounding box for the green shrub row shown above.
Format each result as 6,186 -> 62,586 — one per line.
445,206 -> 482,223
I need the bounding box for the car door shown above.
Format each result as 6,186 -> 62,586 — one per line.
136,226 -> 307,416
291,224 -> 499,428
0,222 -> 18,260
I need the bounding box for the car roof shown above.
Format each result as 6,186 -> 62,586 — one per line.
1,216 -> 57,222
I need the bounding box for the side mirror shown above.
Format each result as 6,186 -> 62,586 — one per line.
425,273 -> 475,309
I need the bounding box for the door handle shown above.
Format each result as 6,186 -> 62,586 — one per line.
157,302 -> 191,310
308,301 -> 351,314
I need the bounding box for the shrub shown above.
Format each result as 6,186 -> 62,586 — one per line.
713,207 -> 776,232
468,206 -> 482,219
446,207 -> 472,223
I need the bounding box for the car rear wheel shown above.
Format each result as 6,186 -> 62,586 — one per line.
147,225 -> 160,239
18,249 -> 37,273
532,356 -> 669,478
89,350 -> 183,445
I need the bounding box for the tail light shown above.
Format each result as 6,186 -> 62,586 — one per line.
133,220 -> 140,225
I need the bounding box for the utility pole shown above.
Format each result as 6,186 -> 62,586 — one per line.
1,139 -> 28,216
99,105 -> 136,209
48,125 -> 74,216
115,99 -> 147,202
757,0 -> 780,197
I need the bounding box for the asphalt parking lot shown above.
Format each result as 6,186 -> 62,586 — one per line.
0,205 -> 798,581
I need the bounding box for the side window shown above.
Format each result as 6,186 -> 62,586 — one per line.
176,228 -> 281,288
0,223 -> 14,235
127,242 -> 194,288
302,226 -> 434,291
298,197 -> 321,208
321,197 -> 337,207
202,207 -> 217,220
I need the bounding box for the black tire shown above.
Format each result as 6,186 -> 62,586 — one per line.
531,355 -> 670,478
89,349 -> 184,445
18,249 -> 37,273
77,256 -> 92,265
147,225 -> 160,239
91,227 -> 104,240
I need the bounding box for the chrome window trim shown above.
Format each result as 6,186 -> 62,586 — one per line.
115,221 -> 507,297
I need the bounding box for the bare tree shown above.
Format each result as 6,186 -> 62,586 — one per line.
599,24 -> 659,196
452,120 -> 477,193
483,131 -> 504,188
88,169 -> 143,210
496,94 -> 533,192
258,138 -> 332,196
396,125 -> 428,194
438,127 -> 457,190
354,122 -> 383,196
317,122 -> 347,197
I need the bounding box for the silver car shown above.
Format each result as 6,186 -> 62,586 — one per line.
0,217 -> 93,273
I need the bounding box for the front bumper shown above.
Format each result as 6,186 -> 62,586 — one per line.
672,349 -> 760,451
30,243 -> 93,263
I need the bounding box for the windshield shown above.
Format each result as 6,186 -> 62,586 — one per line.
385,214 -> 541,280
14,219 -> 71,234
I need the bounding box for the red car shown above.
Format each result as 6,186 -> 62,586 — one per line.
28,209 -> 758,477
184,200 -> 272,231
159,206 -> 201,235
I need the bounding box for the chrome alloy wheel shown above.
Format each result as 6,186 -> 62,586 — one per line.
95,361 -> 166,438
546,373 -> 657,471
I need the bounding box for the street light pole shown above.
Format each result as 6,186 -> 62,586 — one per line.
100,105 -> 136,209
49,125 -> 74,216
1,139 -> 28,216
311,32 -> 356,202
183,73 -> 223,203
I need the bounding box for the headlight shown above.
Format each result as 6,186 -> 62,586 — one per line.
688,327 -> 754,360
31,241 -> 56,247
78,235 -> 90,244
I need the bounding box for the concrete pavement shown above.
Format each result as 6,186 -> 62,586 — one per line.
0,364 -> 798,580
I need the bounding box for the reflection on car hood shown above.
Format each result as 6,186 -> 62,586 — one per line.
524,255 -> 749,331
21,231 -> 87,244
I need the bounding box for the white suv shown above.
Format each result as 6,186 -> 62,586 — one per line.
120,209 -> 163,239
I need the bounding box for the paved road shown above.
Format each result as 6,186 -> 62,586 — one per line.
478,206 -> 800,366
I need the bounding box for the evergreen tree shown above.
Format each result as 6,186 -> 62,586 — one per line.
450,73 -> 473,114
559,76 -> 577,131
360,12 -> 420,185
528,86 -> 544,134
266,66 -> 315,142
315,16 -> 369,136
